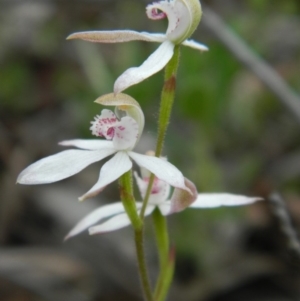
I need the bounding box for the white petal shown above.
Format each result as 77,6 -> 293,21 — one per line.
140,204 -> 156,216
190,193 -> 263,208
169,177 -> 198,213
133,171 -> 171,204
129,152 -> 189,192
114,40 -> 174,93
147,0 -> 191,43
90,109 -> 118,139
182,39 -> 209,51
112,116 -> 139,151
65,202 -> 125,239
158,202 -> 172,216
17,149 -> 115,185
89,203 -> 155,234
89,213 -> 132,234
67,30 -> 165,43
59,139 -> 114,150
79,151 -> 132,201
134,171 -> 148,197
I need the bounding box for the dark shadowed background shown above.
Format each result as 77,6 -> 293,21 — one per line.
1,0 -> 300,300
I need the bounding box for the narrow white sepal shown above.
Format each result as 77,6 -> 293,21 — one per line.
67,30 -> 166,43
17,149 -> 115,185
59,139 -> 114,150
89,213 -> 132,234
182,39 -> 209,51
114,40 -> 174,93
190,193 -> 263,208
157,202 -> 172,216
65,202 -> 125,240
79,151 -> 132,201
129,151 -> 189,192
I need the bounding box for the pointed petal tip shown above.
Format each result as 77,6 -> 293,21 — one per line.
66,32 -> 90,41
16,173 -> 28,185
251,197 -> 264,202
66,33 -> 76,40
88,228 -> 94,235
63,235 -> 70,242
191,193 -> 263,209
78,196 -> 85,202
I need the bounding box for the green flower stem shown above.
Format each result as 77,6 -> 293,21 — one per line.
140,45 -> 181,219
119,171 -> 153,301
137,45 -> 181,300
154,247 -> 175,301
152,208 -> 174,301
155,45 -> 181,157
119,170 -> 142,230
152,208 -> 169,269
135,229 -> 154,301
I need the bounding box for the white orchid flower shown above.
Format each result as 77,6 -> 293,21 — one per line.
67,0 -> 208,93
65,163 -> 262,239
17,93 -> 189,201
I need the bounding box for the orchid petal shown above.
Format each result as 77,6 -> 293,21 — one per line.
59,139 -> 113,150
112,116 -> 139,151
182,39 -> 209,51
65,202 -> 125,240
190,193 -> 263,208
89,202 -> 156,234
134,171 -> 171,204
90,109 -> 118,139
79,151 -> 132,201
169,177 -> 198,213
147,0 -> 189,43
140,203 -> 156,216
129,151 -> 189,192
89,213 -> 132,234
157,202 -> 172,216
114,40 -> 174,93
17,149 -> 115,185
146,0 -> 202,44
95,93 -> 144,140
67,30 -> 165,43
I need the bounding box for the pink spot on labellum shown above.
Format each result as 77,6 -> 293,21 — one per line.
107,127 -> 115,139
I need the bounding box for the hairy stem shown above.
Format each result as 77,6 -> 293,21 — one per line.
135,228 -> 154,301
140,45 -> 181,218
119,170 -> 142,230
119,171 -> 153,301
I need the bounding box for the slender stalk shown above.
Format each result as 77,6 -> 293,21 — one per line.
119,170 -> 142,230
155,45 -> 181,157
137,46 -> 181,301
152,208 -> 174,301
154,247 -> 175,301
135,228 -> 154,301
152,208 -> 169,269
140,46 -> 181,219
119,171 -> 153,301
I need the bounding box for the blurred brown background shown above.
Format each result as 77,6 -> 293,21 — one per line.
0,0 -> 300,300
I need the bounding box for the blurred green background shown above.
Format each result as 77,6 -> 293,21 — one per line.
0,0 -> 300,300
